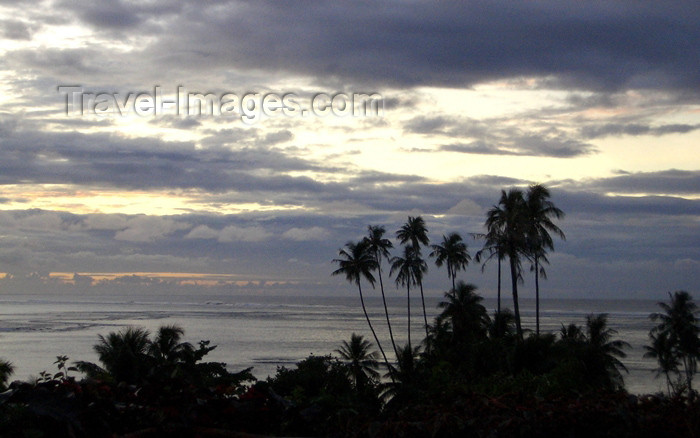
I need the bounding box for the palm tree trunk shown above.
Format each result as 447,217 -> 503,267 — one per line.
377,262 -> 398,357
407,282 -> 411,350
358,282 -> 394,383
450,263 -> 456,291
497,257 -> 501,315
418,279 -> 429,339
509,256 -> 523,340
535,256 -> 540,336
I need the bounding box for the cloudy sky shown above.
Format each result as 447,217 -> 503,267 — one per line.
0,0 -> 698,300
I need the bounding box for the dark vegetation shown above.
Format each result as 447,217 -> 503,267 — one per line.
0,185 -> 698,436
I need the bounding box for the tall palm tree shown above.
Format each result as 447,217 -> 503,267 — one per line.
650,290 -> 700,392
525,184 -> 565,336
364,225 -> 398,357
396,216 -> 430,338
438,281 -> 488,343
332,240 -> 393,376
585,314 -> 630,390
430,232 -> 471,291
485,189 -> 527,339
390,245 -> 424,349
336,333 -> 380,390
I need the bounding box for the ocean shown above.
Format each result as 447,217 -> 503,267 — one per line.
0,291 -> 665,394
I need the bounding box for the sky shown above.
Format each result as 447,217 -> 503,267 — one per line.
0,0 -> 698,300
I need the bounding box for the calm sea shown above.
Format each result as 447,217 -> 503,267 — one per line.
0,291 -> 665,394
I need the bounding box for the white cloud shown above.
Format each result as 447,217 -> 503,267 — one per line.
114,216 -> 188,242
282,226 -> 330,241
184,224 -> 272,242
445,199 -> 483,216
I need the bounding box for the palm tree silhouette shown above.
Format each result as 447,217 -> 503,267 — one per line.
148,324 -> 195,368
485,189 -> 527,339
396,216 -> 430,338
644,330 -> 681,395
585,314 -> 630,389
390,245 -> 424,350
650,290 -> 700,392
430,232 -> 471,291
438,281 -> 488,343
332,240 -> 393,378
336,333 -> 380,390
364,225 -> 398,357
80,326 -> 152,384
524,184 -> 565,336
0,359 -> 13,390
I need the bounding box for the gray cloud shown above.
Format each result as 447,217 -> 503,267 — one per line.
581,123 -> 700,139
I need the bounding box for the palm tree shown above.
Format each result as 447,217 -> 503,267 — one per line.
650,291 -> 700,392
149,324 -> 194,366
474,229 -> 506,315
390,245 -> 425,349
396,216 -> 430,338
585,314 -> 630,390
644,331 -> 681,395
84,326 -> 152,384
524,184 -> 565,335
332,240 -> 393,377
438,281 -> 488,343
430,232 -> 471,291
364,225 -> 398,357
0,359 -> 14,390
485,189 -> 527,339
336,333 -> 380,390
381,343 -> 422,403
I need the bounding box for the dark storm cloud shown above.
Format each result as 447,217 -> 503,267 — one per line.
131,1 -> 700,91
0,123 -> 330,192
7,1 -> 696,92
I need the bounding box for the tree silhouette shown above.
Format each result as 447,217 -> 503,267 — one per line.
78,326 -> 152,384
396,216 -> 430,339
650,291 -> 700,393
438,281 -> 488,343
332,240 -> 393,379
585,314 -> 630,390
485,189 -> 527,339
524,184 -> 565,335
644,330 -> 681,395
364,225 -> 398,357
430,232 -> 470,291
390,245 -> 425,350
336,333 -> 380,390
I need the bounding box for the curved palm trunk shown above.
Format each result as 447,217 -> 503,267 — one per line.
418,279 -> 429,339
376,261 -> 398,358
357,282 -> 395,383
449,263 -> 456,291
509,256 -> 523,340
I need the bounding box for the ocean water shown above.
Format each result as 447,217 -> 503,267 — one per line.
0,291 -> 665,394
